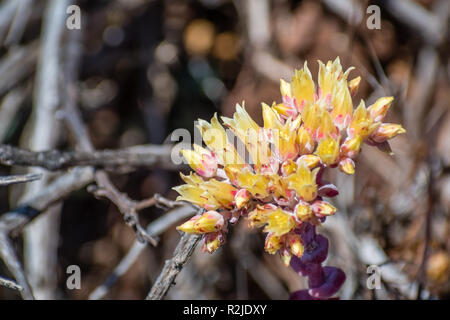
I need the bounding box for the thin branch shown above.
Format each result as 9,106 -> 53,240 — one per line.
89,171 -> 158,246
89,204 -> 198,300
61,54 -> 161,247
146,233 -> 201,300
0,168 -> 95,236
0,276 -> 23,292
0,173 -> 42,186
0,233 -> 33,299
0,144 -> 178,171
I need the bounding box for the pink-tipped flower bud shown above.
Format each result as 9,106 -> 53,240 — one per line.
338,157 -> 355,175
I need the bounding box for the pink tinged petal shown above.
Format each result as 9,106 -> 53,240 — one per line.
318,183 -> 339,197
308,266 -> 346,299
311,200 -> 337,217
338,157 -> 355,175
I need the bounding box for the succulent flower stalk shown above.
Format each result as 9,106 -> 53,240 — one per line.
173,57 -> 405,299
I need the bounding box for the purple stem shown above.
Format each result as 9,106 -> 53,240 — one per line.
290,223 -> 346,300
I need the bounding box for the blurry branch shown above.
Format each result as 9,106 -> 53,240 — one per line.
89,204 -> 198,300
61,29 -> 159,248
322,0 -> 363,25
0,86 -> 30,143
380,0 -> 446,46
0,275 -> 23,292
244,0 -> 270,49
0,0 -> 18,42
21,0 -> 71,300
0,173 -> 42,186
0,168 -> 95,236
322,213 -> 419,299
404,47 -> 439,140
146,233 -> 201,300
322,0 -> 446,46
4,0 -> 33,46
0,40 -> 38,96
231,232 -> 289,299
0,233 -> 33,299
0,144 -> 178,171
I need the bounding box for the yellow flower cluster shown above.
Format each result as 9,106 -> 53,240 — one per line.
174,57 -> 405,265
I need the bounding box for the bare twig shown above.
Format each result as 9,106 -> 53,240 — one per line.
0,233 -> 33,299
0,144 -> 177,171
61,41 -> 160,247
0,168 -> 95,236
90,171 -> 158,246
0,173 -> 42,186
0,40 -> 38,97
146,233 -> 201,300
89,204 -> 198,300
0,276 -> 23,292
0,86 -> 30,143
380,0 -> 445,46
4,0 -> 34,46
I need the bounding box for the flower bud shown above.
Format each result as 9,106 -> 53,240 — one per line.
234,189 -> 251,209
340,136 -> 362,159
296,155 -> 321,169
370,123 -> 406,143
202,232 -> 224,253
367,96 -> 394,122
295,203 -> 313,222
176,215 -> 200,233
311,200 -> 337,217
286,234 -> 304,258
281,248 -> 292,266
264,232 -> 283,254
338,157 -> 355,175
178,211 -> 224,234
281,160 -> 297,176
181,145 -> 218,178
348,76 -> 361,96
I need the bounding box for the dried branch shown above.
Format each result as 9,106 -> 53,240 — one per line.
89,171 -> 158,246
0,40 -> 38,97
0,276 -> 23,292
0,144 -> 177,171
146,233 -> 201,300
0,173 -> 42,186
379,0 -> 445,46
61,44 -> 162,248
89,204 -> 198,300
0,233 -> 33,299
0,168 -> 95,236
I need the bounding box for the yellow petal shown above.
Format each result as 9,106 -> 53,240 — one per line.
338,157 -> 355,175
286,164 -> 318,202
348,76 -> 361,96
263,208 -> 296,236
311,200 -> 337,216
291,62 -> 315,107
367,96 -> 394,122
371,123 -> 406,143
315,136 -> 340,166
193,210 -> 224,233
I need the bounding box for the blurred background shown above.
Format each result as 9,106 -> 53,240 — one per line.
0,0 -> 449,300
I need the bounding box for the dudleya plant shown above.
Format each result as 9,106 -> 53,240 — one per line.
173,57 -> 405,299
